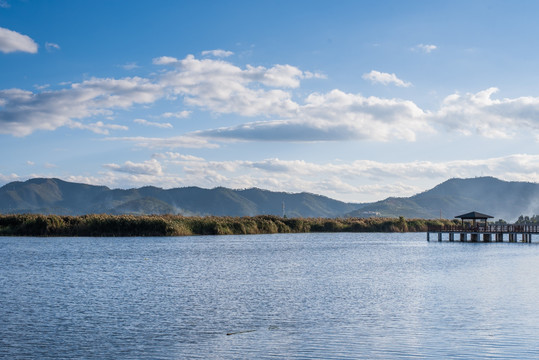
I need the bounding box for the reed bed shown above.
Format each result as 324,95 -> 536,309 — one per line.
0,214 -> 460,237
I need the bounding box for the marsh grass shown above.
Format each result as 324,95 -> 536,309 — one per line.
0,214 -> 459,237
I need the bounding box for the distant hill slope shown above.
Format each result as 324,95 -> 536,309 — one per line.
346,177 -> 539,221
0,178 -> 360,217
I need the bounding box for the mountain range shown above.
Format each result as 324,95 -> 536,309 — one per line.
0,178 -> 358,218
0,177 -> 537,221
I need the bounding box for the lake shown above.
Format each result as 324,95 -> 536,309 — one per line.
1,233 -> 539,359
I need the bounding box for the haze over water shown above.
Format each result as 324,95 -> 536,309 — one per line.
1,233 -> 539,359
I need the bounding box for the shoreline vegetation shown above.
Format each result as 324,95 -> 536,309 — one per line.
0,214 -> 460,237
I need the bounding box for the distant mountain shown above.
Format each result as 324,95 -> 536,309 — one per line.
0,178 -> 359,217
346,177 -> 539,221
1,177 -> 538,220
0,178 -> 109,215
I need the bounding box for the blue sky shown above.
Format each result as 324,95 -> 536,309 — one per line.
1,0 -> 539,203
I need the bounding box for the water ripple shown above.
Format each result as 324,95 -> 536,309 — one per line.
1,233 -> 539,358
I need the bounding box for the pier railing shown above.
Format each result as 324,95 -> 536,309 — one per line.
427,224 -> 539,234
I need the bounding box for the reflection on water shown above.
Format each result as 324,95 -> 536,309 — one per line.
1,233 -> 539,359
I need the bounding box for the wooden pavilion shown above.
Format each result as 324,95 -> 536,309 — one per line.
427,210 -> 539,243
455,211 -> 494,228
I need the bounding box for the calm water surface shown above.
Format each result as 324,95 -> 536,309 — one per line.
1,233 -> 539,359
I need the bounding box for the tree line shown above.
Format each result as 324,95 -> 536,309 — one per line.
515,215 -> 539,225
493,215 -> 539,225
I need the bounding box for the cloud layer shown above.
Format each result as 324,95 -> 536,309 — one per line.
1,53 -> 539,146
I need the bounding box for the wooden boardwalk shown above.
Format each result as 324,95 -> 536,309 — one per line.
427,224 -> 539,243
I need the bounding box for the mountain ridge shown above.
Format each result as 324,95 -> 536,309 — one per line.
346,176 -> 539,221
0,178 -> 360,218
1,176 -> 538,220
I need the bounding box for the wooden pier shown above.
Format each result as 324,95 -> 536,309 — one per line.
427,211 -> 539,243
427,224 -> 539,243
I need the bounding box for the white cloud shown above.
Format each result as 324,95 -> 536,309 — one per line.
155,54 -> 304,116
34,84 -> 50,90
197,89 -> 431,142
190,85 -> 539,143
0,172 -> 20,185
150,54 -> 318,118
0,77 -> 162,136
151,57 -> 431,143
249,64 -> 305,88
134,118 -> 173,128
152,152 -> 205,161
3,52 -> 539,144
72,121 -> 128,135
161,110 -> 191,119
434,87 -> 539,138
26,161 -> 35,166
303,71 -> 327,80
0,53 -> 310,136
4,53 -> 426,141
413,44 -> 437,53
121,62 -> 140,70
362,70 -> 411,87
0,0 -> 10,8
201,49 -> 234,57
152,56 -> 179,65
103,159 -> 163,176
108,135 -> 219,149
45,42 -> 60,52
0,27 -> 38,54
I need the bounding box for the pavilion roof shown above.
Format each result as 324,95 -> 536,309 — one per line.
455,211 -> 494,220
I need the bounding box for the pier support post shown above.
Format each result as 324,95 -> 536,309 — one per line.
427,232 -> 430,242
432,227 -> 536,244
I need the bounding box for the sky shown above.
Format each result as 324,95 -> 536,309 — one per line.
1,0 -> 539,203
